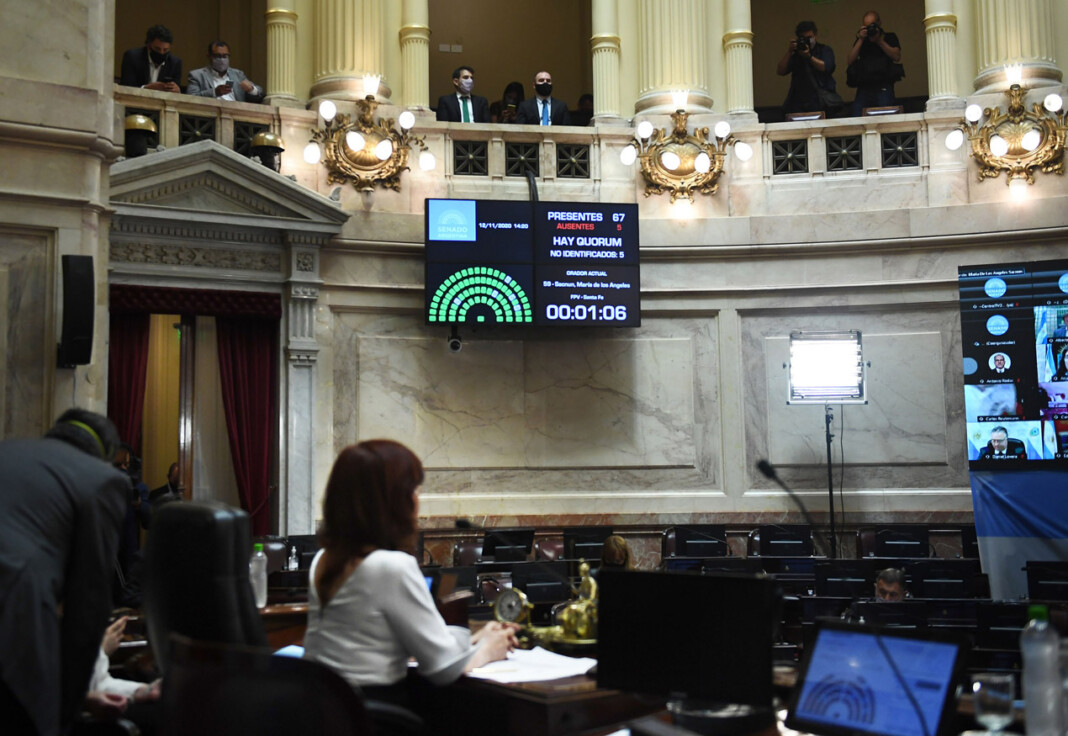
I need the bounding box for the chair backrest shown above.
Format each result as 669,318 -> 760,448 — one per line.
534,537 -> 564,561
452,540 -> 483,566
163,634 -> 369,736
670,524 -> 729,558
907,558 -> 982,598
144,501 -> 267,673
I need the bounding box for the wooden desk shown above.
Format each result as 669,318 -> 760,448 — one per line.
444,674 -> 663,736
260,602 -> 308,649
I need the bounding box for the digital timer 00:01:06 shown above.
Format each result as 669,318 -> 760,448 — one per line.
544,304 -> 629,321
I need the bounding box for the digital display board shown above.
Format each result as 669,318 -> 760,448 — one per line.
425,199 -> 640,327
958,258 -> 1068,467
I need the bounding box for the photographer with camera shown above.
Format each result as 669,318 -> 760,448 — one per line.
776,21 -> 838,116
846,10 -> 902,116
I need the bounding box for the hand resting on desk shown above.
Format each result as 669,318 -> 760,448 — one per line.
466,621 -> 520,672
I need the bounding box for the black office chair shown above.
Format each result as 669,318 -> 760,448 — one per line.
163,634 -> 372,735
143,500 -> 267,673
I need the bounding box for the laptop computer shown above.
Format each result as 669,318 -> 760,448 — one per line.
786,620 -> 967,736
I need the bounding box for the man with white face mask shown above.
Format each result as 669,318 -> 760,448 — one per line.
187,41 -> 264,103
436,65 -> 490,123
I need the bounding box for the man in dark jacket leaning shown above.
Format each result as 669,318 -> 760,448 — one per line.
0,409 -> 128,735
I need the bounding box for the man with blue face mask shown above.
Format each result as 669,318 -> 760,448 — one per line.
187,41 -> 264,103
436,65 -> 490,123
516,71 -> 572,126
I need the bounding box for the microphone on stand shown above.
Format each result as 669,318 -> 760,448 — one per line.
756,460 -> 815,524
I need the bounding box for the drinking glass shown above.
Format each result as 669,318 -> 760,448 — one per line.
972,673 -> 1014,735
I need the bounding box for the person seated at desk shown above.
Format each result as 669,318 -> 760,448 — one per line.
302,440 -> 518,711
842,567 -> 908,621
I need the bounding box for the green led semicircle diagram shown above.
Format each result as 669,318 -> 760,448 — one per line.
429,267 -> 533,323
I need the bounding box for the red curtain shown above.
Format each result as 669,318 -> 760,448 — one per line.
216,316 -> 278,536
107,312 -> 151,453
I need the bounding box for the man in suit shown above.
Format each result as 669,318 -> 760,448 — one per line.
516,71 -> 571,126
1053,313 -> 1068,339
119,24 -> 182,93
0,409 -> 128,735
977,425 -> 1028,459
436,65 -> 490,123
187,41 -> 264,103
149,462 -> 182,504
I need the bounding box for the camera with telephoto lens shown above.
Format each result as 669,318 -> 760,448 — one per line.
865,23 -> 881,38
794,35 -> 812,55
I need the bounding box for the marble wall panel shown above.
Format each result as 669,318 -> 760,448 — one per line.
742,304 -> 970,494
764,332 -> 947,466
0,230 -> 51,440
351,332 -> 696,470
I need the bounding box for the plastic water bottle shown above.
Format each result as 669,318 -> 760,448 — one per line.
1021,604 -> 1064,735
288,545 -> 300,571
249,543 -> 268,609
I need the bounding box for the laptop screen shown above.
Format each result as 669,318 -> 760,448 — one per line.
786,621 -> 965,736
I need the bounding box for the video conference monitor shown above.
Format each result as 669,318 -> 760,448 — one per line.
673,524 -> 729,558
758,524 -> 814,557
597,570 -> 779,708
874,526 -> 929,558
480,528 -> 535,562
851,600 -> 929,630
958,259 -> 1068,467
425,199 -> 640,327
563,526 -> 613,560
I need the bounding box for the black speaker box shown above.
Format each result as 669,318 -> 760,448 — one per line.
57,255 -> 94,367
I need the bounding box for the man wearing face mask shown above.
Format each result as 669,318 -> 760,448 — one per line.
516,71 -> 571,126
187,41 -> 264,103
436,66 -> 490,123
120,24 -> 183,93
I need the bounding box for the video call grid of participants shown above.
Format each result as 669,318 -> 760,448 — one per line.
959,261 -> 1068,462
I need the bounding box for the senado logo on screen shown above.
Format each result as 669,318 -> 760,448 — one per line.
429,200 -> 476,242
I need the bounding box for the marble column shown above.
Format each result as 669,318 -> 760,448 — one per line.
310,0 -> 393,102
283,245 -> 323,535
974,0 -> 1062,92
399,0 -> 430,109
265,7 -> 300,106
591,0 -> 622,120
635,0 -> 712,113
723,0 -> 755,115
923,1 -> 962,110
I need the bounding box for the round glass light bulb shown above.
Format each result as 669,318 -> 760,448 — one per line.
734,141 -> 754,162
989,135 -> 1009,157
345,130 -> 365,151
303,142 -> 322,164
694,151 -> 711,174
965,104 -> 983,123
318,100 -> 337,122
1008,177 -> 1029,201
636,120 -> 654,140
418,150 -> 436,171
660,151 -> 681,170
944,129 -> 965,151
398,111 -> 416,130
619,145 -> 638,166
1043,93 -> 1063,113
714,121 -> 731,139
374,138 -> 394,160
1020,128 -> 1042,152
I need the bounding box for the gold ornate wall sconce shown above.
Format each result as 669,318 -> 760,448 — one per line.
620,105 -> 752,204
946,80 -> 1066,195
303,78 -> 435,192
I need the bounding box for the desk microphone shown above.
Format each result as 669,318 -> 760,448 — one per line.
756,459 -> 817,529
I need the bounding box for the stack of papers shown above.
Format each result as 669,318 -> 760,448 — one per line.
466,646 -> 597,684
